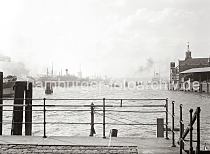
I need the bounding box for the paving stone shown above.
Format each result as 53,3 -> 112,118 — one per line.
0,144 -> 138,153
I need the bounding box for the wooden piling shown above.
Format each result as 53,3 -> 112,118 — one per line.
25,82 -> 33,136
11,81 -> 26,135
0,72 -> 3,135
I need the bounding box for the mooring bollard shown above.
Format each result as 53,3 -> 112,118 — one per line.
89,102 -> 95,136
165,98 -> 169,139
103,98 -> 106,138
25,82 -> 33,136
110,129 -> 118,137
0,72 -> 3,135
157,118 -> 164,137
172,101 -> 176,147
11,81 -> 27,135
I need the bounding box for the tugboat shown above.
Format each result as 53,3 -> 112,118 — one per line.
45,82 -> 53,94
3,75 -> 17,97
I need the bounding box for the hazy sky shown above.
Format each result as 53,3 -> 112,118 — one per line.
0,0 -> 210,78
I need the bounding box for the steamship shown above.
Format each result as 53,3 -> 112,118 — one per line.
3,75 -> 17,97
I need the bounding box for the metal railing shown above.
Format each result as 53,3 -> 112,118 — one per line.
0,98 -> 169,138
179,105 -> 201,154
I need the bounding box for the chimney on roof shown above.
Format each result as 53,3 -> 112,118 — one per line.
185,42 -> 192,60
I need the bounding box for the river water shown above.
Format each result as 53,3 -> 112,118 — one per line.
2,86 -> 210,146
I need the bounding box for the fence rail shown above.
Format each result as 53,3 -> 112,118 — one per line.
0,98 -> 168,138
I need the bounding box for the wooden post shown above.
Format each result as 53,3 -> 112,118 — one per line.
157,118 -> 164,137
11,81 -> 26,135
0,72 -> 3,135
25,82 -> 32,135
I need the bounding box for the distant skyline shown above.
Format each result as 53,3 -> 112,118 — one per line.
0,0 -> 210,79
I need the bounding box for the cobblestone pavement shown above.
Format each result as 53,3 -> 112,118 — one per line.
0,144 -> 138,154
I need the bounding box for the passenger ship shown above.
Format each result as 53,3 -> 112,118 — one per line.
3,75 -> 17,97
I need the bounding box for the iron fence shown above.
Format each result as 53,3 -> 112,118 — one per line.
0,98 -> 168,138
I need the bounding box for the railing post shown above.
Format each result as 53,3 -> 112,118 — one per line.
43,98 -> 47,138
172,101 -> 176,147
196,107 -> 201,154
180,104 -> 183,154
165,98 -> 169,139
103,98 -> 106,138
189,109 -> 193,154
89,102 -> 95,136
120,99 -> 122,107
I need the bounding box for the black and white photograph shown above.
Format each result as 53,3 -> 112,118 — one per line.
0,0 -> 210,153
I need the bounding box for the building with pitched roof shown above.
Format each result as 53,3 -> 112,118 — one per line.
169,43 -> 210,92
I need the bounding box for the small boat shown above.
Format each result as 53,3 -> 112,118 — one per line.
3,75 -> 17,97
45,82 -> 53,94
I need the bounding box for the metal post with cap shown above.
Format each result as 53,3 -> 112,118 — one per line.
103,98 -> 106,138
89,102 -> 95,136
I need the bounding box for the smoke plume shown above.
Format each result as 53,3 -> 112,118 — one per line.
0,53 -> 29,76
137,58 -> 154,73
0,53 -> 11,62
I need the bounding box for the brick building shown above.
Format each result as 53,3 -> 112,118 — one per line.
170,43 -> 210,91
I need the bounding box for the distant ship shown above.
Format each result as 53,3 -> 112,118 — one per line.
152,72 -> 161,84
3,75 -> 17,97
45,82 -> 53,94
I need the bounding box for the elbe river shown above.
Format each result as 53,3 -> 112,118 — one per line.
2,86 -> 210,147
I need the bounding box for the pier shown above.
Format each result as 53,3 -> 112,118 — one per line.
0,96 -> 208,153
0,136 -> 178,153
0,73 -> 209,153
